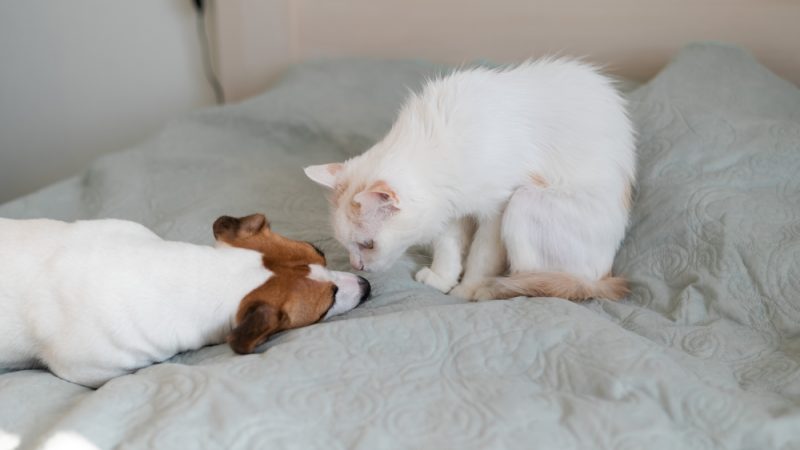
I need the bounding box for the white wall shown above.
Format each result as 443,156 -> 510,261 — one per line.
207,0 -> 292,103
292,0 -> 800,84
210,0 -> 800,102
0,0 -> 216,203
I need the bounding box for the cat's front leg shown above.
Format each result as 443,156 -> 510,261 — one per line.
415,217 -> 474,293
451,213 -> 507,301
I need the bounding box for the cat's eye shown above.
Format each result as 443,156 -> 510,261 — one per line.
357,240 -> 374,251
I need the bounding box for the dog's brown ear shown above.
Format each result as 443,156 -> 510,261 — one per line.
240,213 -> 270,236
227,303 -> 285,354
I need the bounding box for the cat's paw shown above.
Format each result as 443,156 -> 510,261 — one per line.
473,284 -> 499,301
452,280 -> 502,301
415,267 -> 458,293
450,282 -> 481,301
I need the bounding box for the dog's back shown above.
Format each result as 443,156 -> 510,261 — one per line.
0,218 -> 161,369
0,219 -> 74,367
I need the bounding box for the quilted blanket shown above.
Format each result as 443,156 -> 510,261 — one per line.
1,42 -> 799,450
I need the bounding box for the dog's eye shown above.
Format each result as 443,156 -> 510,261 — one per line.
357,240 -> 374,251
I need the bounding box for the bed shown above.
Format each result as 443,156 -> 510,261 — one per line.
1,42 -> 799,449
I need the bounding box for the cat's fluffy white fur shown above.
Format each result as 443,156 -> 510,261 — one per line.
305,58 -> 635,301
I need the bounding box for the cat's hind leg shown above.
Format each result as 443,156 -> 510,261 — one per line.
474,183 -> 628,301
415,217 -> 474,293
450,212 -> 507,300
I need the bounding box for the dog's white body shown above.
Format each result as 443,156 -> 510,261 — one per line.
0,218 -> 367,388
0,218 -> 270,387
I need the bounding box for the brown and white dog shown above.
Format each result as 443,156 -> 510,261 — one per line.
0,213 -> 370,387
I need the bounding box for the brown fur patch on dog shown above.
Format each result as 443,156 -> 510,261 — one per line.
214,214 -> 337,353
229,263 -> 335,354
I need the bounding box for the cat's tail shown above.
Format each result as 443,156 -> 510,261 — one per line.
483,272 -> 629,302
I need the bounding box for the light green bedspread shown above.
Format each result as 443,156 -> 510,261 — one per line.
1,42 -> 799,450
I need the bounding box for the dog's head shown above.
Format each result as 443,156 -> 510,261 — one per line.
213,213 -> 371,354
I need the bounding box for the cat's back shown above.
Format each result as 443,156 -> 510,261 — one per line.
371,57 -> 633,195
399,58 -> 627,149
418,58 -> 620,113
402,58 -> 630,164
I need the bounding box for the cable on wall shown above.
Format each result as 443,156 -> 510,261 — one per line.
194,0 -> 224,104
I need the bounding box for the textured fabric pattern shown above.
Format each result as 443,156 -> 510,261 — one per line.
1,43 -> 799,449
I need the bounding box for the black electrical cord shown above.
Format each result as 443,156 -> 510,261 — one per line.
194,0 -> 224,104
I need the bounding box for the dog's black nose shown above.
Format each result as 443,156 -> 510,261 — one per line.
357,276 -> 371,303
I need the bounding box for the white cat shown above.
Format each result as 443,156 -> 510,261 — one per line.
305,58 -> 635,301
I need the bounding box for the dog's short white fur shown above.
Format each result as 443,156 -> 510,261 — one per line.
0,218 -> 363,387
306,58 -> 635,301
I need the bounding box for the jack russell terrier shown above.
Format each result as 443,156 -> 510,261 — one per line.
0,213 -> 370,387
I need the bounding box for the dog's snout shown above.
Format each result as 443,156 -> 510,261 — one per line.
357,276 -> 371,303
212,216 -> 238,237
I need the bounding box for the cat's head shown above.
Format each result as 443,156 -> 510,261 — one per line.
305,162 -> 415,272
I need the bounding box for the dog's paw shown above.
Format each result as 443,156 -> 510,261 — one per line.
415,267 -> 458,293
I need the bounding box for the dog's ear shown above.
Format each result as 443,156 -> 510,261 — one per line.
227,303 -> 286,354
304,163 -> 343,189
240,213 -> 270,236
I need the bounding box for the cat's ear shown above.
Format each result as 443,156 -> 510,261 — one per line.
304,163 -> 343,189
353,181 -> 400,214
